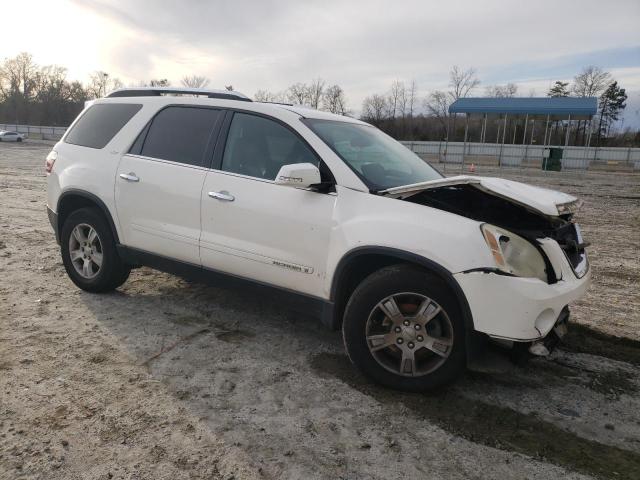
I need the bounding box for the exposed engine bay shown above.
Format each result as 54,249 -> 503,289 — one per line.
401,184 -> 589,282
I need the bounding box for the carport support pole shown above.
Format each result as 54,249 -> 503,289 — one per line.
498,114 -> 508,167
444,115 -> 451,169
530,119 -> 536,144
564,114 -> 571,147
542,114 -> 550,170
482,113 -> 487,143
522,114 -> 529,167
585,119 -> 593,170
461,113 -> 469,173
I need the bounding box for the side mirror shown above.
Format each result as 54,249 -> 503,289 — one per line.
274,163 -> 321,189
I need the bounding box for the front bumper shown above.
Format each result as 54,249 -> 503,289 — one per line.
454,265 -> 591,341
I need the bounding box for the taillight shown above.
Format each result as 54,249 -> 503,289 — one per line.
45,150 -> 57,174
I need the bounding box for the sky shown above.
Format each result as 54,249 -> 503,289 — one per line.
3,0 -> 640,126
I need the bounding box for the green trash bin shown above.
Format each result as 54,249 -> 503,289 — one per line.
543,148 -> 563,171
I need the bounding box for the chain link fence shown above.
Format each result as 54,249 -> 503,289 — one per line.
0,123 -> 66,140
401,141 -> 640,172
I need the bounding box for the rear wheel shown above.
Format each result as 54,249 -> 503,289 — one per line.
60,208 -> 130,292
342,265 -> 466,391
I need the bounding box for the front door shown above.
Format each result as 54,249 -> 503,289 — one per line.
200,112 -> 335,297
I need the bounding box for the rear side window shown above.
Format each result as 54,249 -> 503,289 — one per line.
138,107 -> 221,167
65,103 -> 141,149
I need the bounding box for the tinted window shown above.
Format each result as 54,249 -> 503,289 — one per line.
65,103 -> 141,149
221,113 -> 317,180
140,107 -> 221,167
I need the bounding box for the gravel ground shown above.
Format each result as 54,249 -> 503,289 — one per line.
1,141 -> 639,480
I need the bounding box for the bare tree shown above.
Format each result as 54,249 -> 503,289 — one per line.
572,66 -> 610,97
0,52 -> 40,122
149,79 -> 170,87
361,94 -> 388,125
322,84 -> 349,115
572,66 -> 611,144
449,65 -> 480,101
0,53 -> 89,125
307,78 -> 325,109
387,80 -> 404,119
407,80 -> 418,118
287,82 -> 308,105
485,83 -> 518,97
253,90 -> 271,102
87,71 -> 123,98
181,75 -> 210,89
397,81 -> 409,118
254,89 -> 287,103
424,90 -> 449,133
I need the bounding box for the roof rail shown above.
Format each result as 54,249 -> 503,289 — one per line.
256,100 -> 294,106
105,87 -> 252,102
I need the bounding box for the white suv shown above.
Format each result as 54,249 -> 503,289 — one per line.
46,87 -> 591,391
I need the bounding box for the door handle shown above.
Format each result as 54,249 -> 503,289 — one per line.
208,190 -> 235,202
119,172 -> 140,182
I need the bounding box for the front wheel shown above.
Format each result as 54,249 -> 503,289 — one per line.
60,207 -> 130,292
342,265 -> 466,391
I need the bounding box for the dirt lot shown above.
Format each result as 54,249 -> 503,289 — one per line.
1,141 -> 639,480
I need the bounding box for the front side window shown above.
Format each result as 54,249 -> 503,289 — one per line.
221,113 -> 318,180
304,119 -> 443,190
65,103 -> 141,149
139,107 -> 221,167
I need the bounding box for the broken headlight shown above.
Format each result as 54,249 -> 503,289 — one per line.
480,224 -> 547,282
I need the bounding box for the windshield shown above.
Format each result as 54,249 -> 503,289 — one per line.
304,119 -> 443,190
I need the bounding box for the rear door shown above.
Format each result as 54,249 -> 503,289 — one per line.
115,106 -> 223,264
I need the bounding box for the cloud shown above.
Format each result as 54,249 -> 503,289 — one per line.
7,0 -> 640,124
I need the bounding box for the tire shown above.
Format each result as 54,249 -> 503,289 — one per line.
342,264 -> 466,392
60,207 -> 130,292
17,137 -> 22,142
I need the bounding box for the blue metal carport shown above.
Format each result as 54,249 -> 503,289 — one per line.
446,97 -> 598,168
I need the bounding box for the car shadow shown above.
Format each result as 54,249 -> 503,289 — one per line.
79,268 -> 640,480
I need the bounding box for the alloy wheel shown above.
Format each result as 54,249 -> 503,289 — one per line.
365,292 -> 454,377
68,223 -> 103,279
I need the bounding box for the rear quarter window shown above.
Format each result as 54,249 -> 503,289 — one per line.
65,103 -> 142,149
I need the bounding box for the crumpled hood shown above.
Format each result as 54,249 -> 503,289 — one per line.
379,175 -> 580,217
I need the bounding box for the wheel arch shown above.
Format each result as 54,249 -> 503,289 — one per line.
56,189 -> 120,244
326,247 -> 475,335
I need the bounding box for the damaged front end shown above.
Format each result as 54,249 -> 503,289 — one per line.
379,176 -> 591,359
382,178 -> 589,284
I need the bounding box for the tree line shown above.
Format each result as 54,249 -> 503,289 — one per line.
0,53 -> 224,127
0,52 -> 635,146
362,65 -> 631,147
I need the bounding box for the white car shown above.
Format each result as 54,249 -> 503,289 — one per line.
0,131 -> 25,142
45,87 -> 590,391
